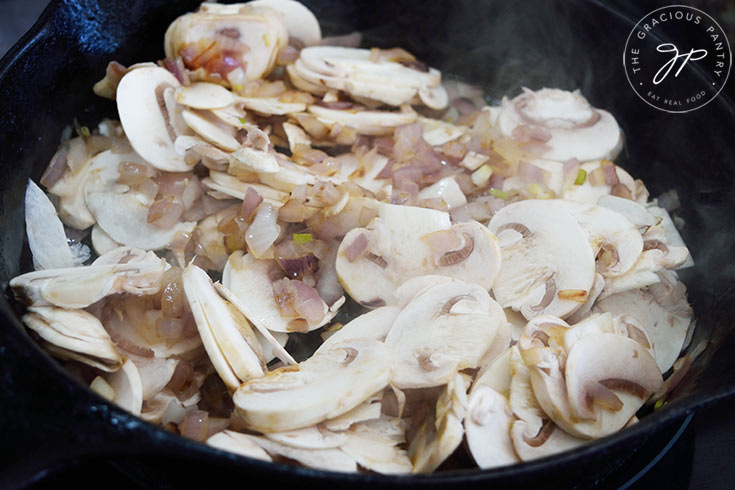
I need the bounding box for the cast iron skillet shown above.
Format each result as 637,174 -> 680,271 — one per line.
0,0 -> 733,488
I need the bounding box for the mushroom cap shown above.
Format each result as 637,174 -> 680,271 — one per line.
510,419 -> 585,462
84,150 -> 196,250
24,179 -> 77,270
464,386 -> 519,469
233,338 -> 392,432
116,66 -> 192,172
247,0 -> 321,46
488,199 -> 595,320
385,281 -> 502,389
182,264 -> 266,391
207,430 -> 273,462
104,359 -> 144,415
336,203 -> 501,307
497,88 -> 622,162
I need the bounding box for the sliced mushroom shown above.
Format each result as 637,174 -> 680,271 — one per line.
385,281 -> 503,389
182,109 -> 240,151
291,46 -> 448,109
488,199 -> 595,320
340,417 -> 412,474
22,306 -> 123,372
337,203 -> 501,307
223,250 -> 344,333
10,251 -> 166,309
229,146 -> 280,173
307,105 -> 418,136
418,116 -> 465,146
203,170 -> 289,205
182,264 -> 267,391
510,418 -> 585,462
464,385 -> 519,469
233,338 -> 392,432
317,305 -> 400,353
237,96 -> 307,115
91,224 -> 121,256
472,347 -> 512,397
497,88 -> 622,162
556,200 -> 643,277
595,282 -> 692,373
116,66 -> 194,172
247,0 -> 321,46
408,373 -> 469,473
563,160 -> 637,204
236,434 -> 358,472
164,3 -> 288,83
207,430 -> 273,462
101,359 -> 144,415
84,150 -> 196,250
175,82 -> 235,109
266,424 -> 349,449
24,180 -> 80,270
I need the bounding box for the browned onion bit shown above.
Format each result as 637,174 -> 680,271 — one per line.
611,183 -> 633,200
557,289 -> 588,303
179,409 -> 209,442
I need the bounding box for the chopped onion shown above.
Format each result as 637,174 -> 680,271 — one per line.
179,409 -> 209,442
246,203 -> 281,258
148,196 -> 185,229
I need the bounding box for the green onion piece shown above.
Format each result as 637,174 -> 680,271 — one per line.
79,126 -> 91,137
234,84 -> 244,91
293,233 -> 313,244
574,168 -> 587,185
238,117 -> 247,124
489,188 -> 508,200
653,398 -> 666,411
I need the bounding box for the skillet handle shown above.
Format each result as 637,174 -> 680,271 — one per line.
0,318 -> 185,488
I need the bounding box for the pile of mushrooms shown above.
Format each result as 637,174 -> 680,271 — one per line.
11,0 -> 701,475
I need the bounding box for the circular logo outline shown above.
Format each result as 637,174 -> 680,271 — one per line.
623,4 -> 732,113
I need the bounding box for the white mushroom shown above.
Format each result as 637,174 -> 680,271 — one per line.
116,66 -> 195,172
233,338 -> 392,432
408,373 -> 469,473
235,434 -> 358,472
248,0 -> 321,45
417,176 -> 467,210
488,199 -> 596,320
223,251 -> 344,333
175,82 -> 235,109
237,96 -> 306,115
182,109 -> 240,152
497,88 -> 622,162
84,150 -> 196,250
101,359 -> 144,415
317,305 -> 400,352
418,116 -> 465,146
164,3 -> 288,82
386,281 -> 503,389
203,171 -> 289,205
10,251 -> 166,309
24,179 -> 85,270
291,46 -> 448,109
340,417 -> 412,474
207,430 -> 273,462
336,203 -> 501,307
307,104 -> 418,136
464,386 -> 519,469
182,264 -> 267,391
229,146 -> 280,173
22,306 -> 123,372
91,224 -> 121,256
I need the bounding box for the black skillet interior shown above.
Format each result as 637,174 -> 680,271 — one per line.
0,0 -> 733,488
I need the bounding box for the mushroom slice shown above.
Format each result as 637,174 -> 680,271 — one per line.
237,96 -> 306,115
203,171 -> 288,205
385,281 -> 502,389
24,179 -> 80,270
266,424 -> 348,449
595,282 -> 692,373
207,430 -> 272,462
341,417 -> 412,474
408,373 -> 469,473
223,251 -> 343,333
22,306 -> 123,372
84,150 -> 196,250
556,201 -> 643,277
116,66 -> 194,172
563,160 -> 638,204
247,0 -> 321,46
91,224 -> 121,256
472,348 -> 512,397
645,206 -> 694,269
497,88 -> 622,162
164,4 -> 288,82
10,255 -> 166,308
510,419 -> 585,462
182,264 -> 266,391
317,305 -> 400,353
101,359 -> 144,415
465,386 -> 519,469
239,434 -> 358,472
182,109 -> 240,152
282,122 -> 311,152
488,199 -> 595,320
233,338 -> 392,432
229,146 -> 280,173
292,47 -> 448,109
175,82 -> 235,109
336,203 -> 501,307
307,105 -> 417,136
